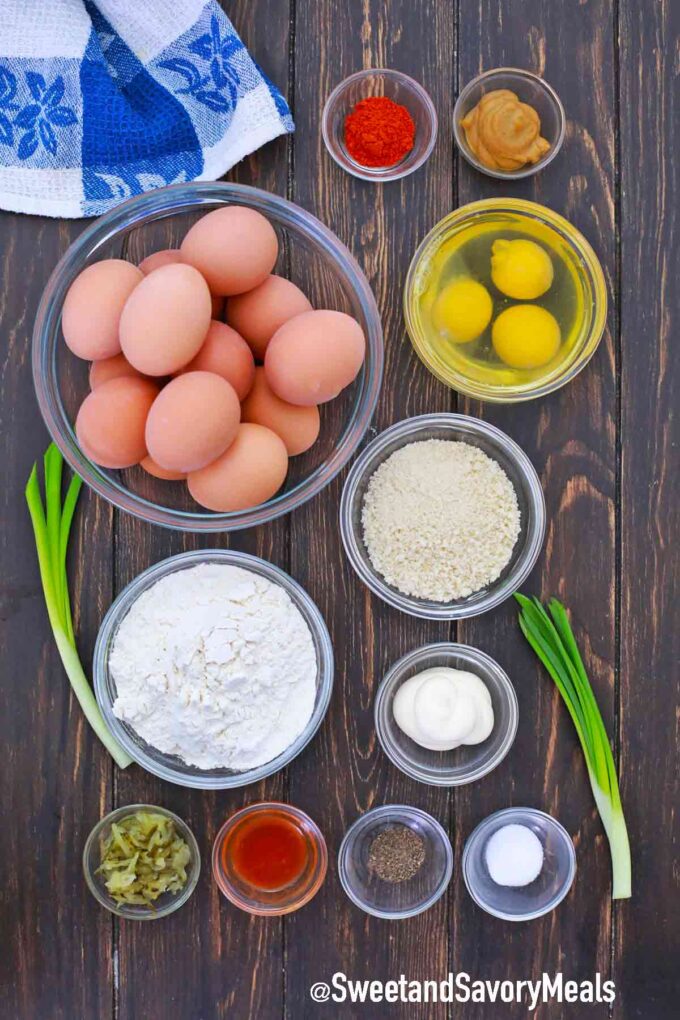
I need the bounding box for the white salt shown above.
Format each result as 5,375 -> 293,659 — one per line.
485,823 -> 544,887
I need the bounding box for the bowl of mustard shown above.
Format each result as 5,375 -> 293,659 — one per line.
404,198 -> 607,403
453,68 -> 565,180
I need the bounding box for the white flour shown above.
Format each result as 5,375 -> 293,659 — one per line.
110,563 -> 317,770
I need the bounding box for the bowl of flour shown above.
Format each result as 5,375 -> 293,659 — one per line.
93,550 -> 334,789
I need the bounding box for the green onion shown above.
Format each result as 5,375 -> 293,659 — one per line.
26,444 -> 131,769
515,594 -> 630,899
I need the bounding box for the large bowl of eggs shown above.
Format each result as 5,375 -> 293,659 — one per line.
32,182 -> 383,530
404,198 -> 607,402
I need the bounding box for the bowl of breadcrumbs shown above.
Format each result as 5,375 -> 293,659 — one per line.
339,413 -> 545,620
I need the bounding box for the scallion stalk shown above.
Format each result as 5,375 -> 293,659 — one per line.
26,444 -> 132,769
515,594 -> 631,899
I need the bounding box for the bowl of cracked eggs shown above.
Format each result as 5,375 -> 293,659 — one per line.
404,198 -> 607,403
33,182 -> 384,532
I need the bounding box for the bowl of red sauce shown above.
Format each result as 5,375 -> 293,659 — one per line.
212,802 -> 328,915
322,68 -> 438,182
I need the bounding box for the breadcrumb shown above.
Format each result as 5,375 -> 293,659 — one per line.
361,440 -> 521,602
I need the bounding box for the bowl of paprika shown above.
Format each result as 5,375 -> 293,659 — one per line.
322,68 -> 438,182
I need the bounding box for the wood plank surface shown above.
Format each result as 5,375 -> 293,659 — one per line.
616,1 -> 680,1016
454,4 -> 619,1018
112,4 -> 292,1018
0,215 -> 115,1019
285,2 -> 454,1017
0,1 -> 677,1018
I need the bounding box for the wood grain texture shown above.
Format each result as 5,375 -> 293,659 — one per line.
616,1 -> 679,1016
453,5 -> 620,1018
0,0 -> 678,1017
112,4 -> 292,1019
0,216 -> 114,1018
285,3 -> 455,1017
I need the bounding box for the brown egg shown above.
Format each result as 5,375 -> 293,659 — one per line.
180,206 -> 278,296
140,455 -> 186,481
188,423 -> 288,512
119,263 -> 211,376
265,310 -> 366,406
181,321 -> 255,400
75,376 -> 158,469
211,294 -> 225,320
62,259 -> 142,360
139,248 -> 224,317
227,275 -> 312,360
242,368 -> 320,456
138,248 -> 182,275
145,371 -> 240,473
89,353 -> 144,389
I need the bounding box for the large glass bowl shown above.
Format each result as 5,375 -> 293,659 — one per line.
32,182 -> 383,531
93,549 -> 334,789
404,199 -> 607,402
339,413 -> 545,620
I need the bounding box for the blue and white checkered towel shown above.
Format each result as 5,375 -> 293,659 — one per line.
0,0 -> 294,218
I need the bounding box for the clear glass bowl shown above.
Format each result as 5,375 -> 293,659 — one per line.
453,68 -> 565,180
212,802 -> 327,915
322,68 -> 438,182
462,807 -> 576,921
338,805 -> 453,919
404,198 -> 607,403
83,804 -> 200,920
339,413 -> 545,619
32,181 -> 383,532
93,549 -> 334,789
375,643 -> 518,786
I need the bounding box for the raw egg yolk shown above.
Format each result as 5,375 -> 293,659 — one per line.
491,238 -> 554,300
432,278 -> 493,343
492,304 -> 561,369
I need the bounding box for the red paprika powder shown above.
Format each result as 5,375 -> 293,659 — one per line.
344,96 -> 416,168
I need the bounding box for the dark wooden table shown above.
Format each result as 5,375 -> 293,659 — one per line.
2,2 -> 677,1018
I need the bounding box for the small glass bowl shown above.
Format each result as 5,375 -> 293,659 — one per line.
33,181 -> 383,532
453,67 -> 565,180
375,643 -> 518,786
462,807 -> 576,921
322,68 -> 438,182
93,550 -> 334,789
404,198 -> 608,403
83,804 -> 200,920
339,413 -> 545,620
212,803 -> 328,915
338,805 -> 453,919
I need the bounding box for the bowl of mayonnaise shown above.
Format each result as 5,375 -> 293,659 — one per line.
374,642 -> 518,786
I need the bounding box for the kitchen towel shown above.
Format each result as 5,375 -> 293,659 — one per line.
0,0 -> 293,217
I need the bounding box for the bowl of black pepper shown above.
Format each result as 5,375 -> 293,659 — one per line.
337,805 -> 453,919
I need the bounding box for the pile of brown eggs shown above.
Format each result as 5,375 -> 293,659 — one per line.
63,206 -> 366,512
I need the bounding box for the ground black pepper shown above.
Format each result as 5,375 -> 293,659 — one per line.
367,825 -> 426,883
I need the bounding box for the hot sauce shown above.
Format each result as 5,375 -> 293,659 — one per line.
227,811 -> 308,891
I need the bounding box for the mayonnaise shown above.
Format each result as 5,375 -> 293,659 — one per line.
392,667 -> 494,751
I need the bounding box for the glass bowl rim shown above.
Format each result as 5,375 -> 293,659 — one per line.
32,180 -> 384,532
462,806 -> 577,921
403,197 -> 608,403
321,67 -> 438,182
93,549 -> 334,789
453,67 -> 566,180
211,801 -> 328,915
374,642 -> 519,786
339,412 -> 546,620
82,802 -> 201,920
337,803 -> 454,919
